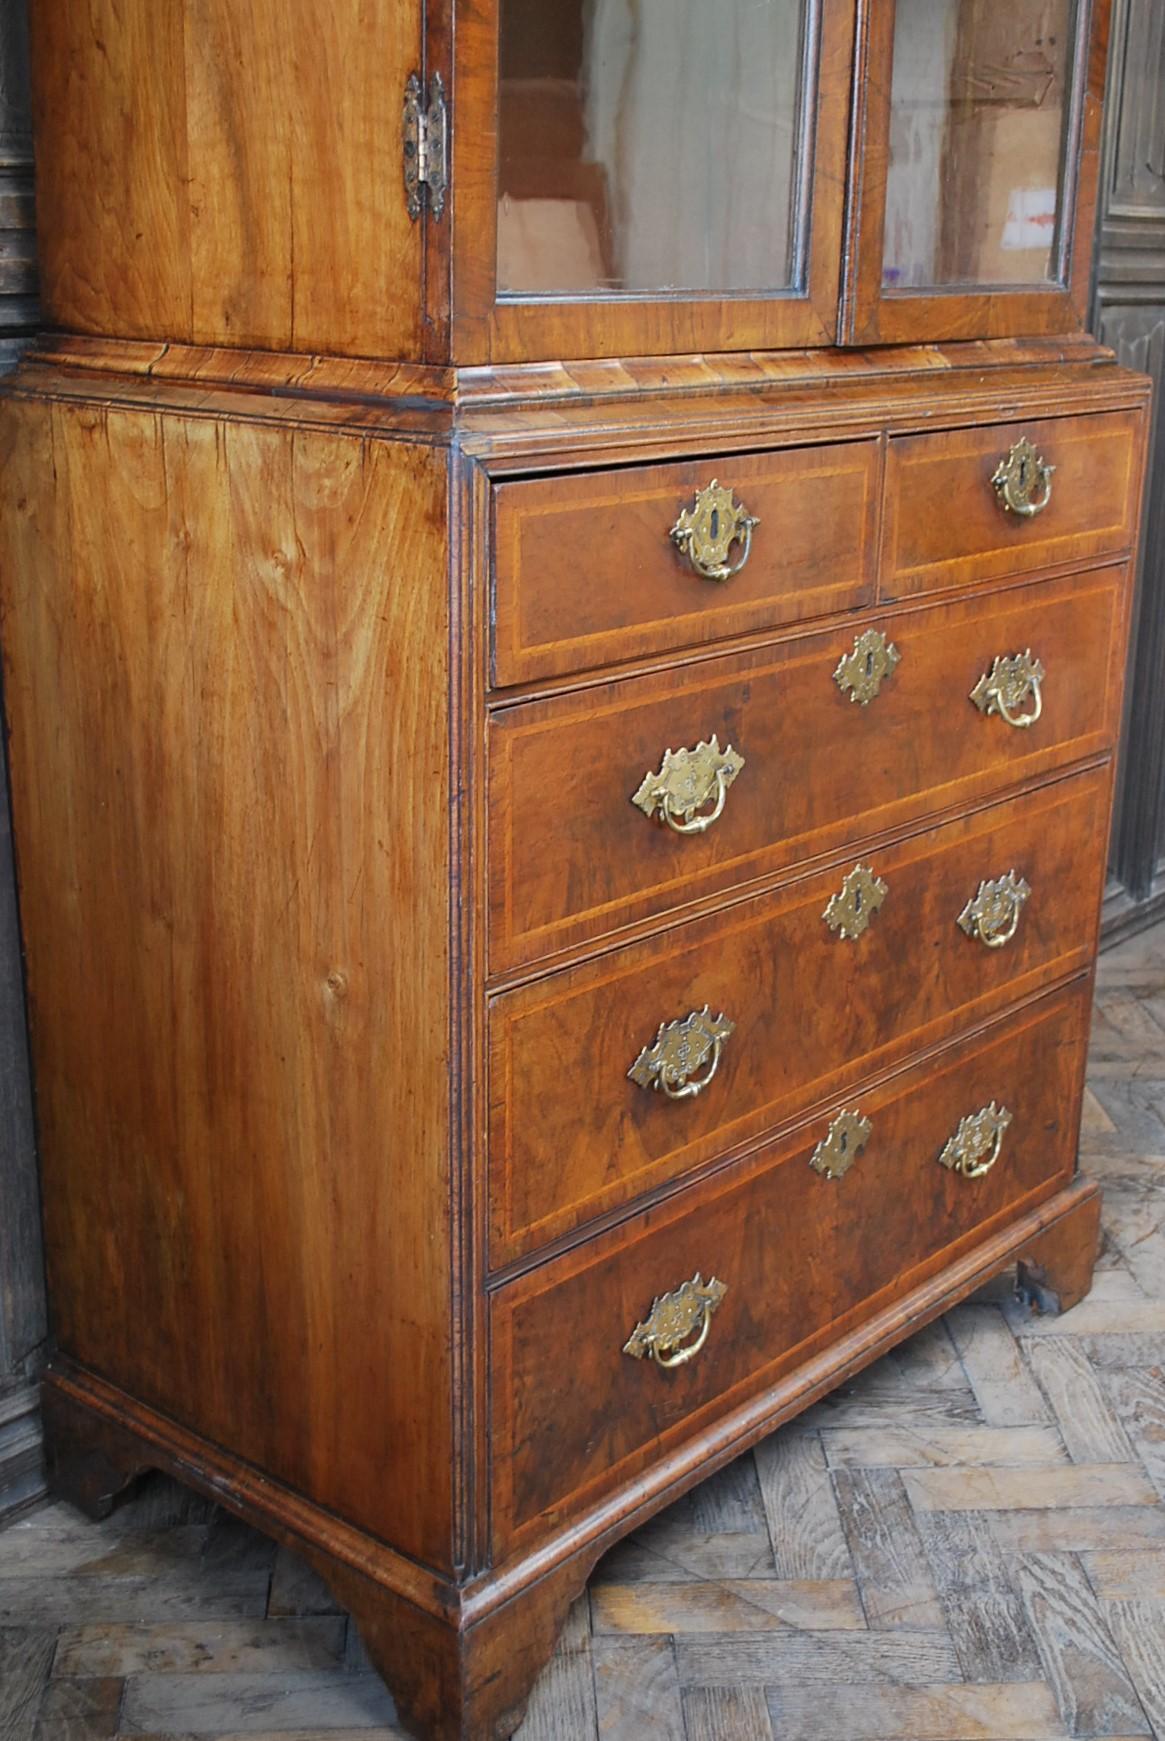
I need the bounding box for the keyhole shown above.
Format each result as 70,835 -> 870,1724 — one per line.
709,507 -> 721,541
854,887 -> 863,913
839,1130 -> 849,1152
865,650 -> 875,678
1019,457 -> 1030,489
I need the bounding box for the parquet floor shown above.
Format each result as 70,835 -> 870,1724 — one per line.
5,931 -> 1165,1739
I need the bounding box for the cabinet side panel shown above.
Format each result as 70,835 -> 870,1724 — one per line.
30,1 -> 426,360
30,1 -> 193,340
0,395 -> 454,1568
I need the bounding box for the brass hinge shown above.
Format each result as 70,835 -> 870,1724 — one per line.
403,72 -> 448,222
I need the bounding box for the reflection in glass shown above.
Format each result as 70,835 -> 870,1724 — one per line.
497,0 -> 810,298
883,0 -> 1078,291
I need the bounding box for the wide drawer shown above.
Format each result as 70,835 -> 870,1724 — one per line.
490,982 -> 1090,1553
488,567 -> 1126,972
491,441 -> 880,686
489,767 -> 1108,1265
881,409 -> 1143,600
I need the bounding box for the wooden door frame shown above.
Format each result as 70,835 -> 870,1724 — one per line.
840,0 -> 1112,347
448,0 -> 855,365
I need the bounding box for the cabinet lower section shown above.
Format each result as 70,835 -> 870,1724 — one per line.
41,1168 -> 1101,1741
0,349 -> 1145,1741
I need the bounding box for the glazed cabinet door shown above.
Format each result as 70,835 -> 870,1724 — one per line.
451,0 -> 854,363
842,0 -> 1111,345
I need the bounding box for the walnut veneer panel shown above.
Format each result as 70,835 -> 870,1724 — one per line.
0,397 -> 455,1568
489,767 -> 1109,1265
488,568 -> 1127,972
491,439 -> 880,685
30,0 -> 425,359
882,409 -> 1142,597
491,981 -> 1092,1553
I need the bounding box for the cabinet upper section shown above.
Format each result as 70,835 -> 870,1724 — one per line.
29,0 -> 1111,367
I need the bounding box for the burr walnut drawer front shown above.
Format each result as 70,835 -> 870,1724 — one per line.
488,767 -> 1108,1266
881,409 -> 1143,600
487,566 -> 1126,973
491,440 -> 880,687
490,982 -> 1090,1553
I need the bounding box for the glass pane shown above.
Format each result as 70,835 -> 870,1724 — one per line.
883,0 -> 1079,291
497,0 -> 811,298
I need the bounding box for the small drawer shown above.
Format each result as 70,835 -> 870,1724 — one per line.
490,982 -> 1090,1553
882,409 -> 1144,600
489,767 -> 1108,1265
491,440 -> 880,686
488,567 -> 1126,972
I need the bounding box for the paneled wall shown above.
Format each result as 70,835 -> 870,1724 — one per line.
0,0 -> 35,361
1092,0 -> 1165,938
0,0 -> 45,1520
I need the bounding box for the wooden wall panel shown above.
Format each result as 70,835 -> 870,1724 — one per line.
0,0 -> 44,1524
30,0 -> 427,360
0,0 -> 36,364
1091,0 -> 1165,937
0,397 -> 456,1567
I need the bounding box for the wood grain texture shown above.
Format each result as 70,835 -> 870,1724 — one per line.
29,0 -> 425,359
0,396 -> 454,1567
881,409 -> 1143,598
8,935 -> 1165,1739
829,1467 -> 945,1631
487,568 -> 1127,973
1013,1551 -> 1149,1736
489,769 -> 1109,1263
490,984 -> 1091,1552
491,439 -> 880,687
754,1435 -> 852,1581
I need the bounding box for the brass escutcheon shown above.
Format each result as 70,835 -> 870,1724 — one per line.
992,437 -> 1055,519
628,1007 -> 735,1102
632,735 -> 745,836
810,1109 -> 873,1181
670,480 -> 760,582
971,650 -> 1045,730
834,628 -> 901,706
823,863 -> 888,941
624,1273 -> 727,1369
959,871 -> 1032,949
938,1102 -> 1013,1180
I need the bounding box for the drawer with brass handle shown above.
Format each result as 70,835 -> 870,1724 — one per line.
488,567 -> 1125,973
881,409 -> 1143,600
487,767 -> 1109,1266
489,982 -> 1090,1554
491,440 -> 880,686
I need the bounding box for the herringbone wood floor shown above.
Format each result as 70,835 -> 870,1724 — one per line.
5,933 -> 1165,1739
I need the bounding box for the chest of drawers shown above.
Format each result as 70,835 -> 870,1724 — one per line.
0,2 -> 1153,1738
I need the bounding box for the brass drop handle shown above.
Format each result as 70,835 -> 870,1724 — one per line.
938,1102 -> 1012,1180
632,736 -> 745,836
958,872 -> 1031,950
628,1007 -> 735,1101
993,437 -> 1055,519
971,650 -> 1045,730
671,480 -> 759,582
661,1039 -> 724,1100
624,1273 -> 727,1369
667,766 -> 729,836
